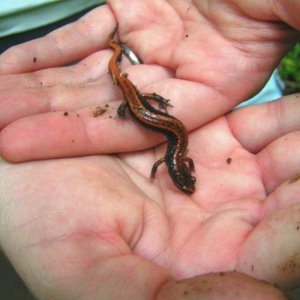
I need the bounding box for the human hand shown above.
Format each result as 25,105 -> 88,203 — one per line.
0,0 -> 299,161
0,1 -> 300,299
0,94 -> 299,299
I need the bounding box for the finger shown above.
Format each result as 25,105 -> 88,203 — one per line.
0,50 -> 113,90
157,272 -> 287,300
0,88 -> 50,129
0,64 -> 172,129
264,173 -> 300,214
0,5 -> 115,74
257,131 -> 300,193
0,78 -> 227,162
0,99 -> 190,163
0,105 -> 135,162
238,202 -> 300,290
227,94 -> 300,153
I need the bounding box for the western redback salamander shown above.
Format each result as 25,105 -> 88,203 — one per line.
108,26 -> 196,194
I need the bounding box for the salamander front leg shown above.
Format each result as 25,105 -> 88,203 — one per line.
150,157 -> 165,180
117,102 -> 129,118
142,93 -> 173,112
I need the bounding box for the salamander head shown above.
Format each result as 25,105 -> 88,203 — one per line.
176,175 -> 196,194
171,165 -> 196,194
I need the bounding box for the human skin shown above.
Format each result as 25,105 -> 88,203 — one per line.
0,0 -> 299,299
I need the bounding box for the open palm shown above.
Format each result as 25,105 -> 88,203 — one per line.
0,1 -> 299,299
1,99 -> 299,299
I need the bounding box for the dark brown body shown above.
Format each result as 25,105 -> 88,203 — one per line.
108,28 -> 196,194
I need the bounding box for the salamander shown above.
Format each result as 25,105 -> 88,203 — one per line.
108,26 -> 196,194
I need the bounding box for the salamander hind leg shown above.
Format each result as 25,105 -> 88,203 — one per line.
150,157 -> 165,180
184,157 -> 195,172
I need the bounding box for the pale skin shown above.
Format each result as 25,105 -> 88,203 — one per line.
0,0 -> 300,299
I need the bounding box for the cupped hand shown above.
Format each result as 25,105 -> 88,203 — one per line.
0,0 -> 299,162
1,94 -> 299,299
1,0 -> 300,299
